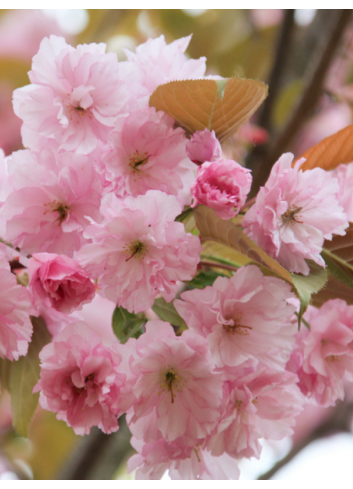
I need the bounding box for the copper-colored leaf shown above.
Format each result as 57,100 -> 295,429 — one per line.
296,125 -> 353,171
149,78 -> 268,143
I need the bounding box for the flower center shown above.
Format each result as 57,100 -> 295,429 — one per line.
160,367 -> 185,404
44,200 -> 70,225
327,355 -> 339,363
129,151 -> 149,173
281,206 -> 303,227
123,240 -> 147,262
222,312 -> 252,336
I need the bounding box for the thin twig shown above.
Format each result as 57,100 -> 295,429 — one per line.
246,10 -> 296,186
258,399 -> 353,480
250,10 -> 353,197
257,10 -> 296,133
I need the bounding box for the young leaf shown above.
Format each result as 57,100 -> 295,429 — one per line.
296,124 -> 353,171
194,205 -> 327,324
312,236 -> 353,307
10,316 -> 51,437
186,269 -> 228,290
152,297 -> 186,329
112,306 -> 145,344
291,261 -> 328,326
149,78 -> 268,143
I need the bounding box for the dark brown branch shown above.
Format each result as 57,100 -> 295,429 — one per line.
57,415 -> 133,480
249,10 -> 353,198
257,10 -> 296,133
258,399 -> 353,480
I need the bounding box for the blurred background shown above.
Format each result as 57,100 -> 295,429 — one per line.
1,8 -> 353,481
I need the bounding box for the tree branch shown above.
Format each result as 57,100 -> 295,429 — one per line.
258,399 -> 353,480
248,9 -> 352,198
57,415 -> 133,480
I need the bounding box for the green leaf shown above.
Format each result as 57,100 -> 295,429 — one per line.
149,77 -> 268,143
291,261 -> 328,327
312,245 -> 353,307
152,298 -> 186,329
186,269 -> 228,290
194,206 -> 327,325
112,306 -> 145,344
10,316 -> 51,437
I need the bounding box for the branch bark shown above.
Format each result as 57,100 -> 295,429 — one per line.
258,399 -> 353,480
57,415 -> 133,480
248,9 -> 353,198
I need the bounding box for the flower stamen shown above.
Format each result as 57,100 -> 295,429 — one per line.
44,200 -> 70,225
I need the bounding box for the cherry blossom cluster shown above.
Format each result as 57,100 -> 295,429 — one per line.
1,33 -> 353,480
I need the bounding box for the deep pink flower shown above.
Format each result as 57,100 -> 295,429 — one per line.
243,153 -> 349,275
0,149 -> 102,256
125,35 -> 206,94
186,129 -> 222,165
13,35 -> 135,154
0,252 -> 33,361
34,322 -> 125,435
287,299 -> 353,407
28,253 -> 95,314
122,320 -> 222,444
99,107 -> 195,205
175,265 -> 297,370
78,190 -> 201,313
190,159 -> 252,219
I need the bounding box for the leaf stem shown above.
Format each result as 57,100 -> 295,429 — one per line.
199,260 -> 239,273
294,311 -> 311,330
322,248 -> 353,274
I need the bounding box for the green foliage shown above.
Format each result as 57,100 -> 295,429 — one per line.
152,297 -> 186,329
186,269 -> 228,290
10,316 -> 51,437
112,306 -> 146,344
291,261 -> 328,327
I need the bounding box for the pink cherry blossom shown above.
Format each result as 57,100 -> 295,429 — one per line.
99,107 -> 195,205
34,322 -> 125,435
190,159 -> 252,219
243,153 -> 349,275
331,163 -> 353,222
287,299 -> 353,407
0,149 -> 102,256
207,363 -> 303,459
124,35 -> 206,95
13,35 -> 135,154
122,320 -> 222,444
78,190 -> 201,313
0,251 -> 33,361
185,129 -> 222,165
174,265 -> 297,370
128,436 -> 240,480
28,253 -> 95,314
